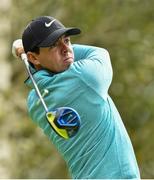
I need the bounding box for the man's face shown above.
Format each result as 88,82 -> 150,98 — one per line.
33,35 -> 74,73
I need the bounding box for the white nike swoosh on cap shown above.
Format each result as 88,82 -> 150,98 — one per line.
45,19 -> 56,27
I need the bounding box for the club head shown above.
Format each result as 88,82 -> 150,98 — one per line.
46,107 -> 81,139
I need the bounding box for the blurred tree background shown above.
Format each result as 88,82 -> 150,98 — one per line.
0,0 -> 154,178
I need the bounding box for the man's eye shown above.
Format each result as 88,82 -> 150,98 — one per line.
64,38 -> 70,44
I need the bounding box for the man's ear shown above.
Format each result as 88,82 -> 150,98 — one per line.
27,52 -> 40,65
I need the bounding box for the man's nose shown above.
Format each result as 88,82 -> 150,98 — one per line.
61,41 -> 69,54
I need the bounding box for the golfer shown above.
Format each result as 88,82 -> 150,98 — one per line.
17,16 -> 140,179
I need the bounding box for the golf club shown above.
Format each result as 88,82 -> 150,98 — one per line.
12,39 -> 81,139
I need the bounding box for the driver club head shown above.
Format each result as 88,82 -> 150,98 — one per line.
46,107 -> 81,139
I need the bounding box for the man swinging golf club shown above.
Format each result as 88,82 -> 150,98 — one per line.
12,16 -> 140,179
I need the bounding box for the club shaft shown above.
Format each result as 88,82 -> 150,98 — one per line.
21,53 -> 48,113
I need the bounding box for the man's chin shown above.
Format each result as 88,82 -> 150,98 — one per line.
64,57 -> 74,64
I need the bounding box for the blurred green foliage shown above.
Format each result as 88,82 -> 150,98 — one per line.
0,0 -> 153,178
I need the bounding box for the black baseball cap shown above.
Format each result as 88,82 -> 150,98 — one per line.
22,16 -> 81,53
